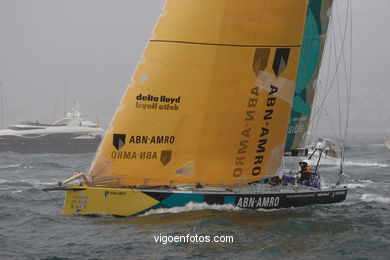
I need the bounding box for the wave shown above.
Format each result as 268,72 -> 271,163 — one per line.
358,179 -> 374,184
10,189 -> 23,194
139,202 -> 242,217
345,179 -> 376,189
138,202 -> 298,217
0,162 -> 69,170
324,201 -> 357,207
346,183 -> 367,189
25,162 -> 69,169
361,194 -> 390,204
0,180 -> 34,188
0,164 -> 22,169
0,178 -> 58,189
343,161 -> 388,167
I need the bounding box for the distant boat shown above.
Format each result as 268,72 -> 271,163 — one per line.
285,138 -> 341,165
0,104 -> 104,154
384,140 -> 390,149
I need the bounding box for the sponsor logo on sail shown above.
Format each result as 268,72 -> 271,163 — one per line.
113,133 -> 126,151
160,150 -> 172,166
129,136 -> 175,144
110,149 -> 174,163
251,48 -> 290,177
135,93 -> 181,111
111,151 -> 158,160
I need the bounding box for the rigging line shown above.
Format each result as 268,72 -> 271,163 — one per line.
335,0 -> 351,97
307,84 -> 323,145
308,10 -> 335,142
44,190 -> 63,210
311,7 -> 338,125
310,92 -> 323,142
313,83 -> 339,142
336,0 -> 351,141
310,0 -> 350,122
339,0 -> 351,173
323,106 -> 339,142
342,0 -> 353,166
331,8 -> 343,141
308,22 -> 334,146
338,7 -> 352,161
306,16 -> 335,146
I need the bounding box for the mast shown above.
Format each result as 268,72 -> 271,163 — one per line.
0,81 -> 4,129
63,84 -> 67,117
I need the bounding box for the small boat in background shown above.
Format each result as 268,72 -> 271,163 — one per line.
285,138 -> 341,165
0,104 -> 104,154
384,140 -> 390,149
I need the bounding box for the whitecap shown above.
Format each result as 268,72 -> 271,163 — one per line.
343,161 -> 388,167
346,183 -> 366,189
139,202 -> 241,216
0,164 -> 22,169
361,194 -> 390,204
0,179 -> 9,184
359,179 -> 374,184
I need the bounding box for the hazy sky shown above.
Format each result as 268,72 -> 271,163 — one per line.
0,0 -> 389,137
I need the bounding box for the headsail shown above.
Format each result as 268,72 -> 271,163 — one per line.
285,0 -> 333,151
90,0 -> 308,187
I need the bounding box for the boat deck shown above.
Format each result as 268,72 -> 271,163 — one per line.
138,183 -> 347,195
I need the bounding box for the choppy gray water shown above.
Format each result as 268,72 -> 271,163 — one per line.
1,138 -> 389,259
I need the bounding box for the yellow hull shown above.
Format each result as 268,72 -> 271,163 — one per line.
63,186 -> 160,216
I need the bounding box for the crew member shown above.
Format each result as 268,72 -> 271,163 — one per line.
269,176 -> 282,185
296,160 -> 311,185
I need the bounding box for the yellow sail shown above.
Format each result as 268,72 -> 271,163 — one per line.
90,0 -> 308,187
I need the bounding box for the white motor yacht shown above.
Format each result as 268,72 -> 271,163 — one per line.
0,105 -> 104,154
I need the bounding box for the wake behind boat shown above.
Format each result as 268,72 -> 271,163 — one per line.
44,0 -> 351,217
0,104 -> 104,154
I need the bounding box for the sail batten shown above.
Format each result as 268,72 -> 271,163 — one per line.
90,0 -> 309,187
150,40 -> 302,48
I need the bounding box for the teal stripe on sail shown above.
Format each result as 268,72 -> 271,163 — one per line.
285,0 -> 333,151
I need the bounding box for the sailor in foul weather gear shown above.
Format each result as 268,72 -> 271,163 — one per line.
296,160 -> 311,185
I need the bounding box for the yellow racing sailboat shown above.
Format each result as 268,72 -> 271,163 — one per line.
45,0 -> 348,217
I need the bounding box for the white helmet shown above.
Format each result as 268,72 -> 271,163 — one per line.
300,159 -> 311,166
